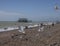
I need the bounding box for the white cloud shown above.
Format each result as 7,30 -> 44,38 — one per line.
0,11 -> 26,21
0,11 -> 23,16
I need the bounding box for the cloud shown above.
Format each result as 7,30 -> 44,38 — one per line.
0,11 -> 26,21
0,11 -> 23,16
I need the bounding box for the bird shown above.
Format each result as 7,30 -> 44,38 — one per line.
54,5 -> 59,10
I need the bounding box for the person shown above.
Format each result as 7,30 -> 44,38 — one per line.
40,23 -> 43,27
52,23 -> 54,26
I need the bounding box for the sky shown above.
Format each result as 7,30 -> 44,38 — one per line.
0,0 -> 60,21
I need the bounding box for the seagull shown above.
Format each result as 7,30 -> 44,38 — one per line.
55,5 -> 59,10
18,26 -> 25,33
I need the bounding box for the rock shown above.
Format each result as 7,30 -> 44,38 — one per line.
25,26 -> 28,29
49,42 -> 59,46
11,34 -> 15,39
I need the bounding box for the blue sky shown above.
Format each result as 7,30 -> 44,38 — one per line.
0,0 -> 60,21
